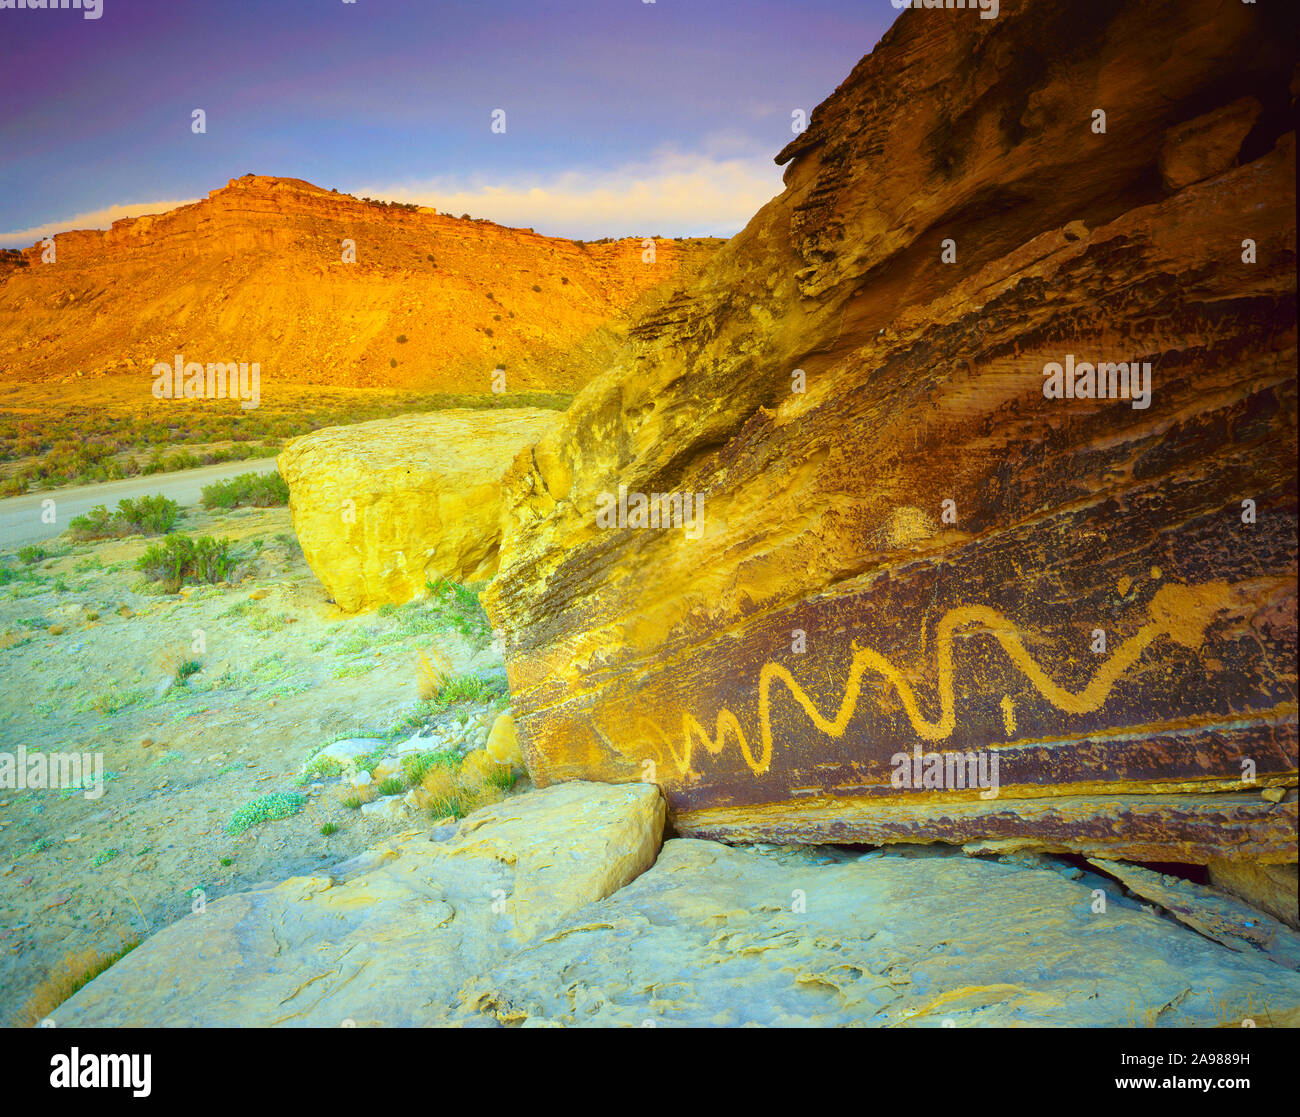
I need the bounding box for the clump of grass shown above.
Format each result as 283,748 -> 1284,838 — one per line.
16,938 -> 140,1027
92,848 -> 120,868
424,672 -> 504,711
402,748 -> 458,785
69,494 -> 181,540
341,793 -> 363,810
320,822 -> 339,836
174,659 -> 202,686
415,645 -> 454,700
486,768 -> 518,791
225,792 -> 306,835
376,776 -> 405,796
81,687 -> 145,715
199,471 -> 290,510
335,662 -> 376,679
417,749 -> 513,821
303,754 -> 345,779
17,544 -> 47,565
136,534 -> 235,593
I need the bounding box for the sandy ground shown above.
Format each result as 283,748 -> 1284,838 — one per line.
0,499 -> 512,1022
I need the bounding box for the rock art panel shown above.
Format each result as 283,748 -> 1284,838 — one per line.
482,0 -> 1298,859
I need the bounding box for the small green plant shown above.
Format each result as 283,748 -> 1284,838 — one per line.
174,659 -> 202,685
92,848 -> 120,868
225,792 -> 306,835
320,822 -> 339,836
377,776 -> 405,796
136,534 -> 236,593
396,334 -> 408,344
342,794 -> 362,810
219,856 -> 234,867
17,545 -> 47,565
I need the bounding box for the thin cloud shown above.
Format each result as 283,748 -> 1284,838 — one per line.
0,199 -> 200,249
356,148 -> 787,240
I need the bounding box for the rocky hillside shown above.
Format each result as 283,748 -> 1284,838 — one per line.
483,0 -> 1297,865
0,175 -> 722,392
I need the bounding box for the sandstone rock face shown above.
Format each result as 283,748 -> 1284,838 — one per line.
279,408 -> 556,610
1207,860 -> 1300,930
51,782 -> 665,1027
483,0 -> 1297,860
0,175 -> 721,391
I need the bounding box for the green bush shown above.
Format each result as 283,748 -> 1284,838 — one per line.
17,545 -> 47,565
200,471 -> 289,510
135,534 -> 236,592
69,495 -> 180,540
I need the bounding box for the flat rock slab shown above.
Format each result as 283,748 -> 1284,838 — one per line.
453,840 -> 1300,1027
51,782 -> 664,1027
1089,858 -> 1300,970
278,408 -> 555,612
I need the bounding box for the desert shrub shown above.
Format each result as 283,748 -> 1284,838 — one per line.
396,334 -> 408,344
68,495 -> 180,540
135,534 -> 235,592
200,471 -> 289,510
17,545 -> 47,565
225,792 -> 306,835
376,776 -> 405,796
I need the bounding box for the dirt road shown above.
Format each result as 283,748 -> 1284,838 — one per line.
0,459 -> 281,549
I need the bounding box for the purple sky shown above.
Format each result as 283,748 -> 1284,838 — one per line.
0,0 -> 895,246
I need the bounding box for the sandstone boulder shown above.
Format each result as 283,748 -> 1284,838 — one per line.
1159,97 -> 1263,191
482,0 -> 1297,861
279,408 -> 556,611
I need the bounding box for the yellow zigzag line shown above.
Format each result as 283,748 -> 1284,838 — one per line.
664,581 -> 1232,778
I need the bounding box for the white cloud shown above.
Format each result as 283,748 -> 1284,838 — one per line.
355,147 -> 786,240
0,199 -> 201,249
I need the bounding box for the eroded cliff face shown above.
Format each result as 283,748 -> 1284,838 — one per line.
0,175 -> 721,392
483,0 -> 1298,861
